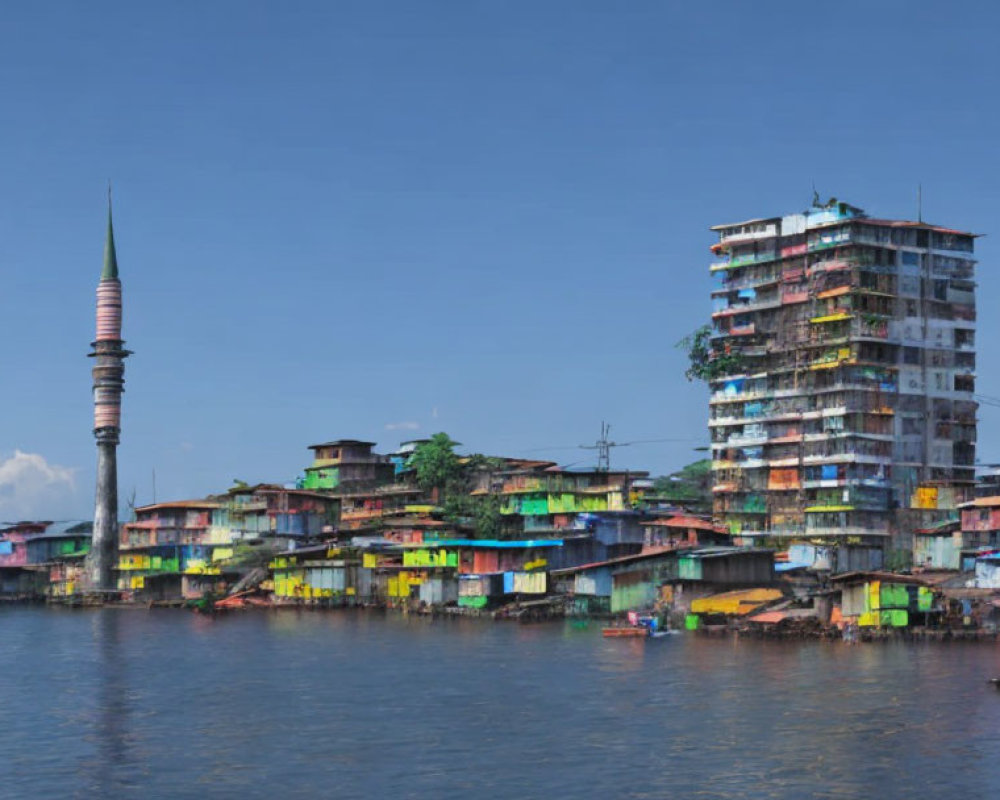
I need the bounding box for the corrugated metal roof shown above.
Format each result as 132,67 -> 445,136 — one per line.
308,440 -> 377,449
426,538 -> 563,549
644,515 -> 723,532
550,545 -> 695,576
829,571 -> 928,586
681,546 -> 773,560
859,218 -> 979,237
959,496 -> 1000,509
34,521 -> 93,538
135,499 -> 222,512
710,216 -> 781,231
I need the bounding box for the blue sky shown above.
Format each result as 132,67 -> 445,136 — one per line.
2,0 -> 999,517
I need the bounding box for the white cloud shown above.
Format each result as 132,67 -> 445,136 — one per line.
0,451 -> 78,521
384,421 -> 420,431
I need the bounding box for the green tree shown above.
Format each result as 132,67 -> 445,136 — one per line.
442,493 -> 504,539
410,433 -> 463,498
677,325 -> 746,383
410,436 -> 508,537
652,459 -> 713,513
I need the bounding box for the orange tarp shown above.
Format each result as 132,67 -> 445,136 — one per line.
768,468 -> 800,490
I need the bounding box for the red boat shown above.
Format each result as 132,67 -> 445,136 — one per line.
214,591 -> 271,610
602,626 -> 649,638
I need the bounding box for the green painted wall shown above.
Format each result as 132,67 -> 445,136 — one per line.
611,580 -> 656,613
302,467 -> 339,490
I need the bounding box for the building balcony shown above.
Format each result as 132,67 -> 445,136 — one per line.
712,298 -> 782,318
771,526 -> 889,539
802,478 -> 890,490
711,435 -> 769,448
802,453 -> 892,465
711,459 -> 768,470
715,272 -> 782,293
710,390 -> 768,404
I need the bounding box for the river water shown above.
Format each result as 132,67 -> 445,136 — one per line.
1,607 -> 999,799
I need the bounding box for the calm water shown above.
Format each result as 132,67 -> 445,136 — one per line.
2,608 -> 1000,799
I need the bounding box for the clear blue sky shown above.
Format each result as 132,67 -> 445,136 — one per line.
2,0 -> 999,517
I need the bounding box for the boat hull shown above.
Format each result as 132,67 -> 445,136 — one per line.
602,627 -> 648,638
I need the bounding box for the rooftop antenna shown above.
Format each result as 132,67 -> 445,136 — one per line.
918,183 -> 923,223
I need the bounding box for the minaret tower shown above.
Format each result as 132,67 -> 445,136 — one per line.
88,193 -> 130,591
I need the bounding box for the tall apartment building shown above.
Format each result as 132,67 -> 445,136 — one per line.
707,199 -> 977,549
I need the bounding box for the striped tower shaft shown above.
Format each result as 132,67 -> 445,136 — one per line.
88,204 -> 129,592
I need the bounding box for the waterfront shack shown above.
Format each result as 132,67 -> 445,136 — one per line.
973,553 -> 1000,589
665,547 -> 776,616
271,544 -> 360,605
337,486 -> 426,533
912,520 -> 962,570
609,548 -> 681,613
380,509 -> 456,544
27,522 -> 93,600
641,515 -> 730,549
379,537 -> 565,610
960,496 -> 1000,550
785,541 -> 885,573
217,485 -> 338,544
831,571 -> 935,628
119,500 -> 235,601
402,544 -> 459,605
1,521 -> 90,598
0,522 -> 44,596
549,558 -> 620,615
299,440 -> 396,491
458,573 -> 505,610
497,465 -> 649,539
452,538 -> 559,609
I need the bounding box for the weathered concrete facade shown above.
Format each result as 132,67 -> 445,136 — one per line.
88,199 -> 130,591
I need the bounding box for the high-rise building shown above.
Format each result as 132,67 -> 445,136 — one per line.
88,198 -> 130,591
707,199 -> 977,552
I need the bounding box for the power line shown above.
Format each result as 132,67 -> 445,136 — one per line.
522,436 -> 702,454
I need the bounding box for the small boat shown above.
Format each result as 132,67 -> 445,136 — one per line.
603,611 -> 676,638
602,626 -> 649,638
214,591 -> 271,610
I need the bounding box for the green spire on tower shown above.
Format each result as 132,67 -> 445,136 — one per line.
102,187 -> 118,280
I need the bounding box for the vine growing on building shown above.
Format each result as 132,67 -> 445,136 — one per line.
677,325 -> 747,383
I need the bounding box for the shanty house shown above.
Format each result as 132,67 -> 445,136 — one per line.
911,520 -> 962,570
832,572 -> 935,627
641,515 -> 730,549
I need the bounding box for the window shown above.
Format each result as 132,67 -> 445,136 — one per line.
955,375 -> 975,393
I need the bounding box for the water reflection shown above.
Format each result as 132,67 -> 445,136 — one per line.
82,610 -> 134,797
4,609 -> 1000,798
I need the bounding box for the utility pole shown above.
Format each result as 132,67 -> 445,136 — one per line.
581,421 -> 616,472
